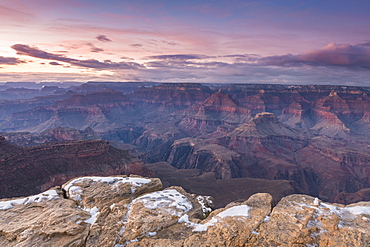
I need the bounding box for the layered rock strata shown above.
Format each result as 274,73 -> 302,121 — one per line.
0,138 -> 154,199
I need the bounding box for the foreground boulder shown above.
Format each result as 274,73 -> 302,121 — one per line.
0,175 -> 369,247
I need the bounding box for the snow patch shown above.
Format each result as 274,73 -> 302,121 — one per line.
0,189 -> 59,210
119,238 -> 138,247
320,203 -> 342,216
67,186 -> 83,201
178,214 -> 197,228
293,199 -> 370,232
306,244 -> 317,247
84,206 -> 100,225
263,215 -> 270,222
313,197 -> 320,206
197,195 -> 213,217
346,206 -> 370,216
64,176 -> 152,201
114,201 -> 134,245
193,205 -> 250,232
134,189 -> 193,215
64,176 -> 151,192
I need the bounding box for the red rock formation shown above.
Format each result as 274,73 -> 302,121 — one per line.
3,127 -> 98,146
54,88 -> 133,108
2,83 -> 370,205
165,112 -> 370,202
334,188 -> 370,204
128,83 -> 213,107
0,137 -> 155,199
178,90 -> 251,135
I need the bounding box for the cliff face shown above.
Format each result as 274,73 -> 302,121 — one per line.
0,137 -> 154,199
165,112 -> 370,201
53,89 -> 134,108
178,90 -> 252,135
145,162 -> 297,208
2,127 -> 98,146
2,83 -> 370,205
129,83 -> 213,107
0,90 -> 140,133
0,91 -> 76,121
0,175 -> 369,247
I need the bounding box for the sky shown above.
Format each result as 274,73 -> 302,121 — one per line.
1,0 -> 370,85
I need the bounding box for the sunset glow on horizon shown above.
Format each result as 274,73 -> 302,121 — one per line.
1,0 -> 370,85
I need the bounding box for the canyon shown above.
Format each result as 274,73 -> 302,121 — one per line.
1,82 -> 370,206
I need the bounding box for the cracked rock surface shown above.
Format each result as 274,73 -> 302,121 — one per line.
0,175 -> 370,247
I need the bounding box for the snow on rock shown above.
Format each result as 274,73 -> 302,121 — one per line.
2,188 -> 369,247
115,187 -> 196,244
64,176 -> 152,200
319,202 -> 370,220
286,196 -> 370,238
197,195 -> 213,217
313,197 -> 320,206
0,189 -> 59,210
344,205 -> 370,216
192,205 -> 251,232
62,176 -> 152,226
84,206 -> 100,225
263,215 -> 270,222
133,188 -> 193,215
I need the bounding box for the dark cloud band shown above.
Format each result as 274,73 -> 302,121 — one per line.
11,44 -> 143,70
258,43 -> 370,69
96,35 -> 112,42
0,56 -> 25,65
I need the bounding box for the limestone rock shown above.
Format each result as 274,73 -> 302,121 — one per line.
120,186 -> 205,245
62,175 -> 162,246
62,175 -> 162,209
248,194 -> 370,247
184,193 -> 273,247
0,188 -> 90,247
1,176 -> 370,247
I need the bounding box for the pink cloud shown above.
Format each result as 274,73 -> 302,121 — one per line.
0,4 -> 33,21
94,11 -> 150,24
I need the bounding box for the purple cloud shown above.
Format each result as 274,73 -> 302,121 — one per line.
96,35 -> 112,42
143,43 -> 370,70
49,61 -> 61,66
146,54 -> 206,60
11,44 -> 143,70
162,41 -> 179,46
130,43 -> 143,48
0,56 -> 25,65
358,42 -> 370,47
87,43 -> 104,53
90,47 -> 104,52
258,43 -> 370,69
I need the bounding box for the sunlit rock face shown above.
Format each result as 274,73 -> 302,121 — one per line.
0,176 -> 369,247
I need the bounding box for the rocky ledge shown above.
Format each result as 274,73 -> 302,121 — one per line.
0,176 -> 369,247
